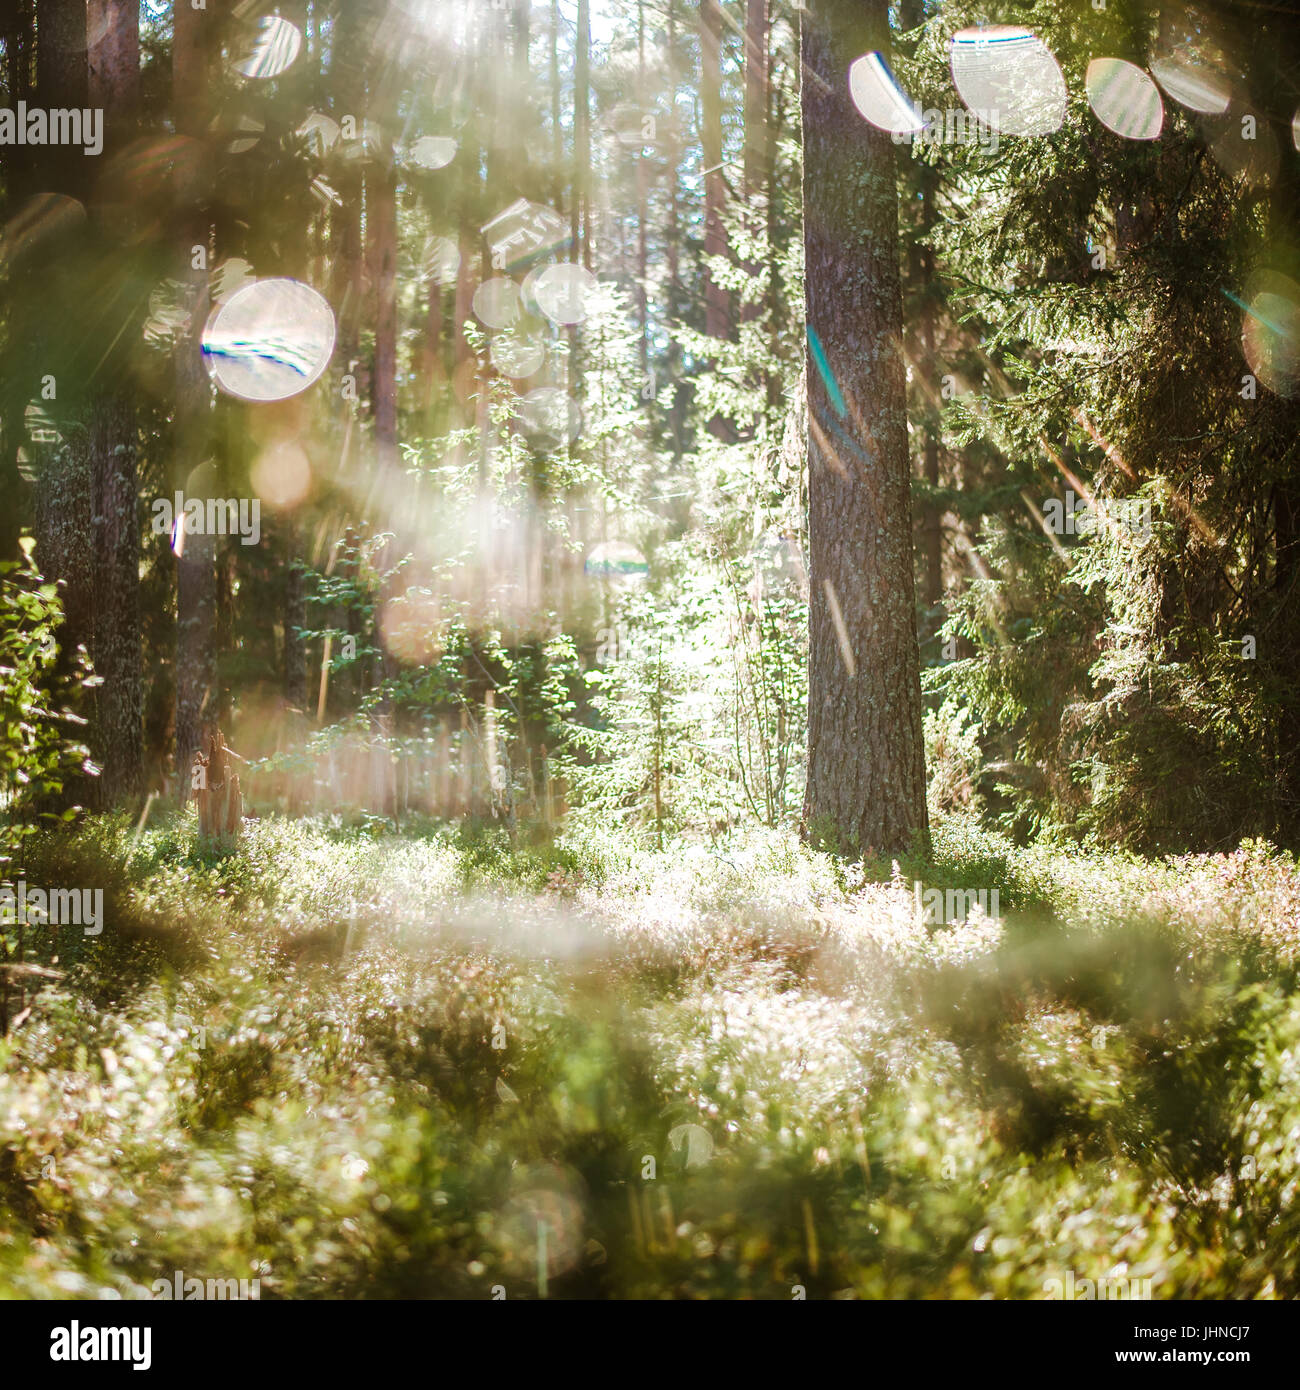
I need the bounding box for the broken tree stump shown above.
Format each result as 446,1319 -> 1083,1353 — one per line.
190,727 -> 244,844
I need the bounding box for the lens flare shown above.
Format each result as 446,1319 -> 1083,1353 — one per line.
297,112 -> 341,157
1085,58 -> 1163,140
533,263 -> 599,326
472,277 -> 521,330
423,235 -> 461,286
251,440 -> 313,510
609,103 -> 659,149
490,328 -> 546,378
848,52 -> 924,135
585,540 -> 648,584
1209,115 -> 1277,188
143,279 -> 196,349
211,257 -> 255,304
0,193 -> 85,271
406,135 -> 458,170
202,278 -> 336,403
949,26 -> 1067,137
517,387 -> 582,448
379,589 -> 447,666
1239,270 -> 1300,398
482,199 -> 570,272
230,16 -> 303,80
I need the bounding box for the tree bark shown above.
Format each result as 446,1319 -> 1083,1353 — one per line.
86,0 -> 143,808
368,152 -> 399,469
330,2 -> 365,388
29,0 -> 94,808
800,0 -> 928,855
742,0 -> 767,203
635,0 -> 649,377
700,0 -> 727,342
573,0 -> 591,267
88,0 -> 138,121
35,0 -> 87,197
172,0 -> 218,798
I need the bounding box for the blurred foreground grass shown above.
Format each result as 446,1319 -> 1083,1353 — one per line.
2,812 -> 1299,1299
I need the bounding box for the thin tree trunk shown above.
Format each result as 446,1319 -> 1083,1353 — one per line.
369,153 -> 399,469
743,0 -> 768,202
330,3 -> 365,388
173,0 -> 218,797
573,0 -> 591,267
85,0 -> 143,808
30,0 -> 94,808
701,0 -> 727,342
35,0 -> 87,195
701,0 -> 730,440
635,0 -> 649,377
88,0 -> 138,120
665,0 -> 685,458
920,172 -> 942,611
550,0 -> 563,212
741,0 -> 769,425
800,0 -> 928,855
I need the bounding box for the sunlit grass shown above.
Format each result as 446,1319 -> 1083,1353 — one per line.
2,812 -> 1298,1298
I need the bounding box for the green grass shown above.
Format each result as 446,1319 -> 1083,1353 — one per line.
2,811 -> 1298,1298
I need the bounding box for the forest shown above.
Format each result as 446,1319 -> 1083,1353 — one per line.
2,0 -> 1300,1320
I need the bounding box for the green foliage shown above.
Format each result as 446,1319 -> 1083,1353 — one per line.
0,547 -> 97,871
902,0 -> 1300,852
4,812 -> 1300,1297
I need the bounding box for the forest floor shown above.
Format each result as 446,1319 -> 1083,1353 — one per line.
2,811 -> 1299,1299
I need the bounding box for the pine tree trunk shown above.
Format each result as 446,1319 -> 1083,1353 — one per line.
88,0 -> 138,119
665,0 -> 685,459
90,392 -> 143,805
701,0 -> 730,441
87,0 -> 143,808
172,0 -> 217,799
742,0 -> 767,197
368,153 -> 399,469
700,0 -> 727,342
573,0 -> 591,267
635,0 -> 649,377
30,0 -> 94,809
330,2 -> 365,390
800,0 -> 928,856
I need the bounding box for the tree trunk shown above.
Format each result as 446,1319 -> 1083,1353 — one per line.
743,0 -> 767,203
87,0 -> 143,808
172,0 -> 217,798
330,2 -> 365,389
800,0 -> 928,856
573,0 -> 591,267
665,0 -> 685,459
29,0 -> 94,808
635,0 -> 649,377
700,0 -> 727,342
550,0 -> 563,211
88,0 -> 138,121
920,172 -> 942,612
368,152 -> 399,469
90,391 -> 143,805
35,0 -> 87,197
